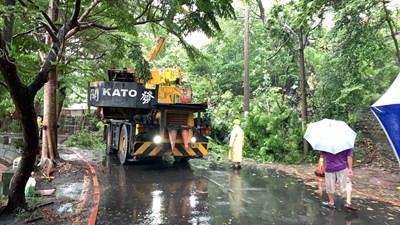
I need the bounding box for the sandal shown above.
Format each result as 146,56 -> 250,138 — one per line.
322,201 -> 336,209
344,203 -> 358,211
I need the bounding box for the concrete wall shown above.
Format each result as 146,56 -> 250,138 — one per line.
0,135 -> 22,196
0,135 -> 22,164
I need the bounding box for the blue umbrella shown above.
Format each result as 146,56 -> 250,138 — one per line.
370,75 -> 400,164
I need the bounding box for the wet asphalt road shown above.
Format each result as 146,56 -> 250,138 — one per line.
95,155 -> 400,225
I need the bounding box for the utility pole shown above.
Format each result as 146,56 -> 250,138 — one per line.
244,5 -> 250,117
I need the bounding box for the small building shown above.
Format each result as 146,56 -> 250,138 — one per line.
62,103 -> 97,117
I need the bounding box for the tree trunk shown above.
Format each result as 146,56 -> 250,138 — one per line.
298,27 -> 309,155
383,1 -> 400,67
0,57 -> 40,213
57,70 -> 67,118
41,0 -> 60,163
2,0 -> 15,43
5,100 -> 39,212
1,0 -> 81,213
42,69 -> 59,161
256,0 -> 265,23
1,0 -> 38,212
243,5 -> 250,117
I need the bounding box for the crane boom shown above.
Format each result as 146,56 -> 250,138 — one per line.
146,37 -> 165,62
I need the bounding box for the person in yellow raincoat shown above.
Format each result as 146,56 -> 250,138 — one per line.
37,115 -> 43,140
228,119 -> 244,169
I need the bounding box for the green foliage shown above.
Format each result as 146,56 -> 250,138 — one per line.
184,2 -> 310,164
192,17 -> 245,95
191,63 -> 306,163
129,43 -> 151,81
65,127 -> 105,150
66,116 -> 104,149
8,120 -> 22,133
207,137 -> 227,155
207,90 -> 244,143
242,89 -> 304,164
313,0 -> 400,121
186,0 -> 400,165
0,92 -> 15,116
13,196 -> 41,222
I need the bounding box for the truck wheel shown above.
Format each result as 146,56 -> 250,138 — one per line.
118,124 -> 130,165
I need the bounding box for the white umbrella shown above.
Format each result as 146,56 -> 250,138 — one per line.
304,118 -> 357,154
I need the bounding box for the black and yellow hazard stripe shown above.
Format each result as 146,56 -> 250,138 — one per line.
133,141 -> 208,157
172,143 -> 208,156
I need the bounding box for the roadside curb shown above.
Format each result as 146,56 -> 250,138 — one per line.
70,149 -> 100,225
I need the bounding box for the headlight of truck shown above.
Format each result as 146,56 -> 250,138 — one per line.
153,135 -> 162,144
190,136 -> 197,143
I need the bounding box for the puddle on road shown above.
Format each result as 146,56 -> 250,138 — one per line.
192,160 -> 400,225
94,155 -> 400,225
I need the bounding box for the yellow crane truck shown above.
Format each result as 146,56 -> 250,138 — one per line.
88,68 -> 210,164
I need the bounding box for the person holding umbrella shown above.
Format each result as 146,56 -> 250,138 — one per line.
229,119 -> 244,169
304,118 -> 358,210
321,149 -> 356,210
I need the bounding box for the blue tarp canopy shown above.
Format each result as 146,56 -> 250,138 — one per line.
370,75 -> 400,164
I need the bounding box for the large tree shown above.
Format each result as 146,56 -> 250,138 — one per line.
1,0 -> 81,212
187,0 -> 399,163
303,0 -> 400,119
1,0 -> 235,213
40,0 -> 60,170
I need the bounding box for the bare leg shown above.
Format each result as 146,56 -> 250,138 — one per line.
346,190 -> 351,205
328,193 -> 335,205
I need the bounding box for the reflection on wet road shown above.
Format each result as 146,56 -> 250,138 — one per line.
97,156 -> 209,225
96,156 -> 400,225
